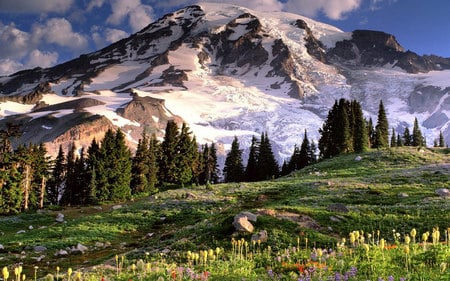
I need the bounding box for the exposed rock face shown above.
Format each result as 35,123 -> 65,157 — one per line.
294,19 -> 327,63
328,30 -> 450,73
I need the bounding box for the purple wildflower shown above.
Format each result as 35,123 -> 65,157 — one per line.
387,276 -> 394,281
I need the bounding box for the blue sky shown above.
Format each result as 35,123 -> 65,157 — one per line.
0,0 -> 449,76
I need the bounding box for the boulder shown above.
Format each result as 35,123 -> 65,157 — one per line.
71,243 -> 88,254
355,156 -> 362,161
435,188 -> 450,198
327,203 -> 349,213
111,205 -> 122,210
0,244 -> 4,250
251,230 -> 268,243
232,214 -> 254,233
55,213 -> 65,223
34,246 -> 47,253
55,249 -> 68,256
240,211 -> 258,222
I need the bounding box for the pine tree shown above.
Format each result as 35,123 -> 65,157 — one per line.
159,120 -> 180,185
390,128 -> 397,147
439,131 -> 446,147
319,101 -> 339,158
374,100 -> 389,148
412,117 -> 424,146
396,133 -> 403,147
61,143 -> 77,206
245,136 -> 259,182
335,99 -> 352,153
309,140 -> 317,164
298,130 -> 311,169
47,145 -> 65,205
131,133 -> 151,193
109,129 -> 132,201
367,118 -> 375,148
86,138 -> 100,204
352,100 -> 369,152
257,132 -> 279,180
287,144 -> 300,172
209,143 -> 219,183
223,136 -> 244,182
146,134 -> 159,193
403,127 -> 411,146
176,123 -> 197,185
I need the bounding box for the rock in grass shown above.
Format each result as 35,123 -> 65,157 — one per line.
0,244 -> 4,250
355,156 -> 362,161
55,213 -> 65,223
16,230 -> 26,234
112,205 -> 122,210
435,188 -> 449,198
240,211 -> 258,222
398,192 -> 409,198
55,249 -> 68,256
34,246 -> 47,253
326,203 -> 349,213
251,230 -> 268,243
233,213 -> 255,233
71,243 -> 88,254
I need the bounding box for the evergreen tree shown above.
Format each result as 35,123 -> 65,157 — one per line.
439,131 -> 446,147
245,136 -> 259,182
131,133 -> 151,193
403,127 -> 412,146
396,133 -> 403,147
176,123 -> 197,185
287,144 -> 300,172
209,143 -> 219,183
146,134 -> 159,193
352,100 -> 369,152
367,118 -> 375,148
86,138 -> 101,204
319,100 -> 339,158
298,130 -> 311,169
412,117 -> 424,146
159,120 -> 180,185
47,145 -> 65,205
60,143 -> 77,206
374,100 -> 389,148
109,129 -> 132,200
257,132 -> 279,180
309,140 -> 317,164
280,160 -> 290,176
390,128 -> 397,148
335,99 -> 352,153
223,136 -> 244,182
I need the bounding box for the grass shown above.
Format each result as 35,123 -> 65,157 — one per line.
0,147 -> 449,280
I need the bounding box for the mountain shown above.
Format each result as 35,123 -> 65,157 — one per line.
1,3 -> 450,160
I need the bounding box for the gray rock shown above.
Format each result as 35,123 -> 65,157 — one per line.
240,211 -> 258,222
28,225 -> 34,230
0,244 -> 4,250
398,192 -> 409,198
71,243 -> 88,253
92,206 -> 103,211
435,188 -> 450,198
355,156 -> 362,161
185,192 -> 197,199
327,203 -> 349,213
111,205 -> 122,210
251,230 -> 268,243
55,213 -> 65,223
55,249 -> 68,256
16,230 -> 26,234
34,246 -> 47,253
330,216 -> 342,222
31,255 -> 45,262
232,214 -> 254,233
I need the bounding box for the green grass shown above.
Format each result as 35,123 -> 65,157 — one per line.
0,147 -> 449,280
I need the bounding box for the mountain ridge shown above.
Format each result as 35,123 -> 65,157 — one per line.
1,3 -> 450,159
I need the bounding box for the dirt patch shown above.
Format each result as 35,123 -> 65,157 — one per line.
256,209 -> 321,230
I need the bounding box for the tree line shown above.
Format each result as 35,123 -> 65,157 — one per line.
0,99 -> 446,214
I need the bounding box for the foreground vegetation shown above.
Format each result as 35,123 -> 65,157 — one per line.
1,148 -> 449,280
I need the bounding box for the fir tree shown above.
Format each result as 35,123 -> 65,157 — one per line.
131,133 -> 151,193
319,101 -> 339,158
176,123 -> 197,185
245,136 -> 259,182
412,117 -> 424,146
146,134 -> 159,193
403,127 -> 411,146
257,132 -> 279,180
159,120 -> 180,185
209,143 -> 219,183
335,99 -> 352,153
439,131 -> 446,147
352,100 -> 369,152
374,100 -> 389,148
390,128 -> 397,148
109,129 -> 132,201
47,145 -> 65,205
223,136 -> 244,182
60,143 -> 77,206
287,144 -> 300,172
86,138 -> 101,204
298,130 -> 311,169
367,118 -> 375,148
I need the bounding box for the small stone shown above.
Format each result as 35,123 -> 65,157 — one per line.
55,249 -> 68,256
146,233 -> 154,238
55,213 -> 65,223
185,192 -> 197,199
330,216 -> 341,222
251,230 -> 268,243
435,188 -> 450,198
32,255 -> 45,262
0,244 -> 4,250
34,246 -> 47,253
112,205 -> 122,210
161,248 -> 170,255
398,192 -> 409,198
16,230 -> 26,234
71,243 -> 88,254
28,225 -> 34,230
92,206 -> 103,211
355,156 -> 362,161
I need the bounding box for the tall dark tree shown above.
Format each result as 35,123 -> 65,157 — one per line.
298,130 -> 311,169
367,117 -> 376,148
257,132 -> 279,180
390,128 -> 397,148
352,100 -> 369,152
439,131 -> 446,147
159,120 -> 180,185
412,117 -> 424,146
131,133 -> 151,193
60,143 -> 77,206
109,129 -> 132,200
374,100 -> 389,148
319,100 -> 340,158
146,134 -> 159,193
245,136 -> 259,182
335,99 -> 352,153
176,124 -> 197,185
223,136 -> 244,182
47,145 -> 65,205
396,133 -> 403,147
86,138 -> 101,203
403,127 -> 412,146
288,144 -> 300,172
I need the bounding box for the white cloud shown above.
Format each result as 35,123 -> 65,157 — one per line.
106,0 -> 155,32
0,59 -> 24,76
91,26 -> 129,49
370,0 -> 398,11
0,0 -> 74,13
284,0 -> 362,20
86,0 -> 106,11
32,18 -> 88,51
0,22 -> 31,59
26,49 -> 58,68
105,28 -> 129,43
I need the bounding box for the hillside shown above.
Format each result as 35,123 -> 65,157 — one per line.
1,148 -> 449,278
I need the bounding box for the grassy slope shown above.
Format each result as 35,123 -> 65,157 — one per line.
1,147 -> 449,274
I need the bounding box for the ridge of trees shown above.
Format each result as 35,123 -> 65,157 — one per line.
0,100 -> 446,214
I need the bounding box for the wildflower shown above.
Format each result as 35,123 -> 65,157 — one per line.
387,276 -> 394,281
3,267 -> 10,281
380,239 -> 385,250
440,262 -> 447,273
404,235 -> 411,245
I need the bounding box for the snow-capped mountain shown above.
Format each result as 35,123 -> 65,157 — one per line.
1,3 -> 450,160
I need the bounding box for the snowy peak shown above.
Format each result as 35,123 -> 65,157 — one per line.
2,3 -> 450,159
